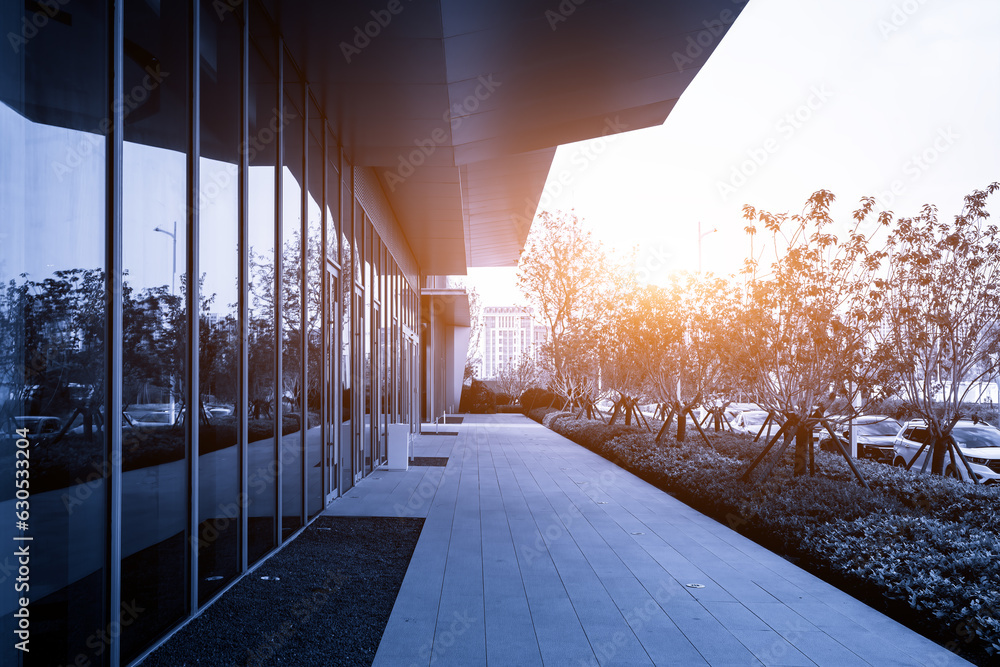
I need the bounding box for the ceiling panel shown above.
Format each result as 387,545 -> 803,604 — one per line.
274,0 -> 745,275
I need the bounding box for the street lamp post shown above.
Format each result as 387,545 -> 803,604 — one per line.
153,221 -> 178,422
154,221 -> 178,296
698,221 -> 718,273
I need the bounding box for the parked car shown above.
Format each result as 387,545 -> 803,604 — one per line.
206,404 -> 234,420
818,415 -> 902,463
731,410 -> 785,440
125,411 -> 180,428
892,419 -> 1000,484
8,416 -> 62,437
812,414 -> 846,444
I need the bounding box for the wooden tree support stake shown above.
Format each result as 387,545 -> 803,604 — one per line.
655,407 -> 676,443
753,411 -> 776,443
687,407 -> 716,450
820,420 -> 870,490
740,420 -> 793,482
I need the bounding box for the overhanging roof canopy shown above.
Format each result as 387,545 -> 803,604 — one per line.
273,0 -> 745,274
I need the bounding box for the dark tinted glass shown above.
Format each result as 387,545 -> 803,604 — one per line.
246,24 -> 278,565
0,1 -> 109,663
280,71 -> 303,540
197,0 -> 242,604
120,0 -> 191,660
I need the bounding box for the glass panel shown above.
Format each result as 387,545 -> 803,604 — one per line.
327,268 -> 341,500
341,229 -> 353,491
0,1 -> 108,663
306,98 -> 323,519
280,77 -> 303,539
121,0 -> 190,660
364,218 -> 373,475
197,0 -> 241,605
246,32 -> 278,565
327,135 -> 340,265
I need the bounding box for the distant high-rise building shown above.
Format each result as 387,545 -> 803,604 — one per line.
479,306 -> 548,378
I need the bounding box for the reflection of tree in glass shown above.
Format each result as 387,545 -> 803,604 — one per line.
198,288 -> 238,410
1,268 -> 106,437
122,273 -> 185,408
249,246 -> 276,419
248,231 -> 325,424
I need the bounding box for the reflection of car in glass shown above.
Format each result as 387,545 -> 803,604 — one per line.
125,411 -> 179,428
731,410 -> 785,439
206,404 -> 234,420
10,416 -> 62,437
818,415 -> 902,463
892,420 -> 1000,484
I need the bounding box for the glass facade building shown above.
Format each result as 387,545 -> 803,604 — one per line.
0,0 -> 739,663
1,2 -> 421,664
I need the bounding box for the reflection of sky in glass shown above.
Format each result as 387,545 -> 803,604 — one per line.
1,94 -> 311,310
1,102 -> 104,281
123,141 -> 186,291
200,156 -> 239,308
248,165 -> 275,256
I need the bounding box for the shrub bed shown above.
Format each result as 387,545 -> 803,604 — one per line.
527,407 -> 560,424
546,414 -> 1000,665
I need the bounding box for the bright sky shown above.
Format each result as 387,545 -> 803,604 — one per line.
468,0 -> 1000,306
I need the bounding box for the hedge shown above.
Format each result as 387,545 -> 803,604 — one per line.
545,414 -> 1000,665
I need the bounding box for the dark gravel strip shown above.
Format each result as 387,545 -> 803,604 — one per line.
139,516 -> 424,667
409,457 -> 449,467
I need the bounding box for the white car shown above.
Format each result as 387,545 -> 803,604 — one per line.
731,410 -> 785,440
892,419 -> 1000,484
8,416 -> 62,437
818,415 -> 902,463
125,411 -> 181,428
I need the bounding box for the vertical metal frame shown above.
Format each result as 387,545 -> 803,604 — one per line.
187,0 -> 202,617
337,144 -> 344,268
319,118 -> 329,506
238,1 -> 250,573
350,164 -> 361,481
106,0 -> 124,664
299,82 -> 309,522
273,36 -> 284,545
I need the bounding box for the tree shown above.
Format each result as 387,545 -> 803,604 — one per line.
880,182 -> 1000,476
517,210 -> 618,413
736,190 -> 894,480
636,273 -> 737,443
464,284 -> 482,382
493,352 -> 538,407
600,280 -> 651,427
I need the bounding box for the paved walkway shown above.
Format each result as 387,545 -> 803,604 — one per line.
324,414 -> 969,667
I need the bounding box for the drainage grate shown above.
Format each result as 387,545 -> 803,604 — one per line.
409,456 -> 449,467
